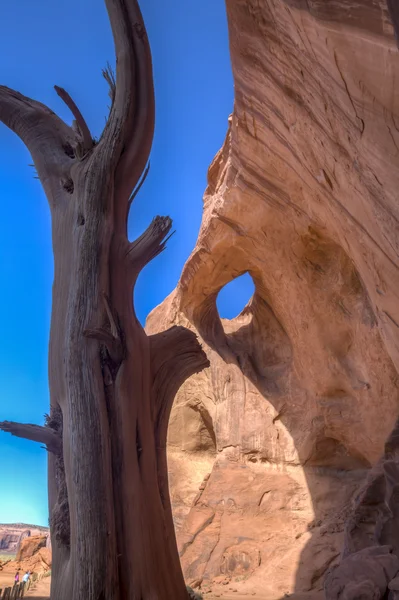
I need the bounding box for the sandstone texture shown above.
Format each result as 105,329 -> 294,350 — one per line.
16,535 -> 47,562
147,1 -> 399,598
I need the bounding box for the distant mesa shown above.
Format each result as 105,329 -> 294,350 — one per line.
0,523 -> 49,558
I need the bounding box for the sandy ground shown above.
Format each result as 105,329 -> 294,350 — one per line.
24,577 -> 51,599
0,568 -> 37,589
0,572 -> 50,598
28,591 -> 318,600
0,570 -> 18,589
0,577 -> 318,600
207,595 -> 321,600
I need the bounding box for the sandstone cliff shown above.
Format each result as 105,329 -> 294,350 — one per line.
147,1 -> 399,598
0,531 -> 51,586
0,525 -> 49,558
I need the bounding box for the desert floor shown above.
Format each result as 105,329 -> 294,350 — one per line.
0,575 -> 322,600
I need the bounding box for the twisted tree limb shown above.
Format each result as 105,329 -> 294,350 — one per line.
150,326 -> 210,442
150,326 -> 209,517
0,1 -> 206,598
0,421 -> 62,454
104,0 -> 155,220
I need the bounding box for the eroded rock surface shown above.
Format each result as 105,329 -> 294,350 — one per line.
147,0 -> 399,597
325,545 -> 399,600
16,535 -> 47,562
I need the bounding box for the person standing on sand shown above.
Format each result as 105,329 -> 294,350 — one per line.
22,571 -> 30,584
14,570 -> 19,585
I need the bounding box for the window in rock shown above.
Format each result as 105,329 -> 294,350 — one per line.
216,272 -> 255,320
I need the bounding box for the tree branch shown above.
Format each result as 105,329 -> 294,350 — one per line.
0,86 -> 77,201
103,0 -> 155,210
0,421 -> 62,454
0,86 -> 74,153
150,326 -> 209,447
150,327 -> 208,521
125,216 -> 174,273
102,63 -> 116,105
128,161 -> 150,207
54,85 -> 93,155
150,326 -> 208,515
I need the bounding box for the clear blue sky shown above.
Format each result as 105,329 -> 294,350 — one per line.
0,0 -> 254,527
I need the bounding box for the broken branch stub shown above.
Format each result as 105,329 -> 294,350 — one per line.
126,216 -> 174,272
0,421 -> 62,454
54,85 -> 94,155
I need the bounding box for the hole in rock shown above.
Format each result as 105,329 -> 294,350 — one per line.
216,272 -> 255,320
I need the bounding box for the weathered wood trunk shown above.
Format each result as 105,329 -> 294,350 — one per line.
0,2 -> 208,599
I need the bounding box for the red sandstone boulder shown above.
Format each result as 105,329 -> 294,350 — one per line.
16,535 -> 47,561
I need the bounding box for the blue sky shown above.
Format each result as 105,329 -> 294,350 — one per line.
0,0 -> 254,527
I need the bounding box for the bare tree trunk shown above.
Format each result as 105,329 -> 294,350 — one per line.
0,2 -> 208,599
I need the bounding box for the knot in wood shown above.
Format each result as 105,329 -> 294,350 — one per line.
134,22 -> 146,39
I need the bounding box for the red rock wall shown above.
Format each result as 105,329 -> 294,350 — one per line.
147,1 -> 399,598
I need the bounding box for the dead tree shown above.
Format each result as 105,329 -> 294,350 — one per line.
0,1 -> 208,599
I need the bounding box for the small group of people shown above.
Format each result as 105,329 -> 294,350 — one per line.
14,569 -> 31,586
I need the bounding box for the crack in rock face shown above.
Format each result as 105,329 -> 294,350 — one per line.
146,0 -> 399,597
